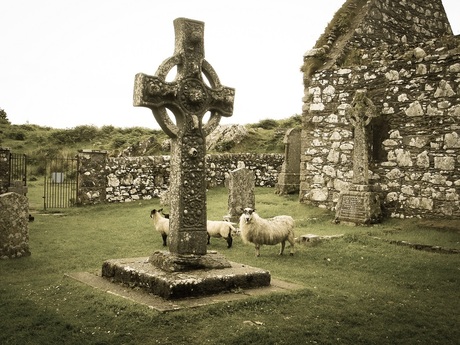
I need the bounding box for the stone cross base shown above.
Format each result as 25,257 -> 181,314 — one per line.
335,190 -> 383,225
102,257 -> 271,300
149,250 -> 232,272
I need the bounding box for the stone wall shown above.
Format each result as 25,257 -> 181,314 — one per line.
300,36 -> 460,218
78,151 -> 284,204
0,147 -> 11,194
352,0 -> 452,47
0,192 -> 30,259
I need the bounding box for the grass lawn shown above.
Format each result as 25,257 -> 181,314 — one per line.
1,183 -> 459,344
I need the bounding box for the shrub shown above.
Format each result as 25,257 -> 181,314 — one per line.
8,131 -> 26,140
251,119 -> 278,130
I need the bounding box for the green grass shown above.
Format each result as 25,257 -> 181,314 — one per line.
1,185 -> 459,345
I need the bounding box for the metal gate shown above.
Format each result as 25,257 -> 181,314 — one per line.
9,153 -> 27,185
44,157 -> 78,209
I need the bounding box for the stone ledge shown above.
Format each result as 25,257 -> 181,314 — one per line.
101,257 -> 271,300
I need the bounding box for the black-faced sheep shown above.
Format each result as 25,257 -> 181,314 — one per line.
150,208 -> 169,246
206,220 -> 235,248
239,207 -> 295,257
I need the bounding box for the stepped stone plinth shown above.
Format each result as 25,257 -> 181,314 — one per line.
102,254 -> 271,299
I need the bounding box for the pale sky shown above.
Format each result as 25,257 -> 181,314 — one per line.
1,0 -> 459,130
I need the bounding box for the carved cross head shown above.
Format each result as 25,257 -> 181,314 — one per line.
133,18 -> 235,139
346,89 -> 377,128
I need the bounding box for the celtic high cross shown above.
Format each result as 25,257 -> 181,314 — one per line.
133,18 -> 235,256
346,89 -> 377,187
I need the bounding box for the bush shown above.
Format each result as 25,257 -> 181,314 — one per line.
279,115 -> 302,128
8,131 -> 26,140
112,135 -> 127,149
251,118 -> 278,130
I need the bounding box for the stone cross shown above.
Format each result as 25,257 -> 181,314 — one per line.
346,89 -> 377,186
133,18 -> 235,256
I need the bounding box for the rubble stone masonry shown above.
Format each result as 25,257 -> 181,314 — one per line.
300,35 -> 460,218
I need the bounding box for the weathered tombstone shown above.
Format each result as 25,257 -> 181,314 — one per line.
335,90 -> 383,225
0,192 -> 30,259
275,128 -> 301,195
102,18 -> 270,299
226,166 -> 255,223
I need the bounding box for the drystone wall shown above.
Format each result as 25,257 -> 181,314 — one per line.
300,36 -> 460,218
0,148 -> 10,194
78,151 -> 283,204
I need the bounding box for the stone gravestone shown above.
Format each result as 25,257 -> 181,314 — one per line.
0,192 -> 30,259
275,127 -> 301,195
226,166 -> 255,223
102,18 -> 270,299
335,90 -> 383,225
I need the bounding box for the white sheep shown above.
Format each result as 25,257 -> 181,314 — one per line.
150,208 -> 169,246
239,207 -> 295,257
206,220 -> 235,248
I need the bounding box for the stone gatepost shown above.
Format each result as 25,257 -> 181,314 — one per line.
335,90 -> 383,225
0,192 -> 30,259
0,147 -> 11,194
275,128 -> 301,195
101,18 -> 270,299
226,167 -> 255,223
77,150 -> 108,205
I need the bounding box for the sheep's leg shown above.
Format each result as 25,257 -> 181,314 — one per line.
207,233 -> 211,245
161,234 -> 168,247
288,236 -> 295,256
226,236 -> 233,248
255,244 -> 260,257
279,240 -> 286,255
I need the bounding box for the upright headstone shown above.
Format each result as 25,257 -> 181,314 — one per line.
335,90 -> 382,225
102,18 -> 271,299
275,128 -> 301,195
0,192 -> 30,259
226,167 -> 255,222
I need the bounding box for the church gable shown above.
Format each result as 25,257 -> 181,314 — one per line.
299,0 -> 460,219
302,0 -> 453,80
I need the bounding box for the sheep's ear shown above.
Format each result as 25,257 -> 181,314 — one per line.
159,208 -> 163,212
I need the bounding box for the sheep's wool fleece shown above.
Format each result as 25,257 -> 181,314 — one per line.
240,213 -> 294,245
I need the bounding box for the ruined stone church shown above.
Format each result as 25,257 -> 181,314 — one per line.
298,0 -> 460,218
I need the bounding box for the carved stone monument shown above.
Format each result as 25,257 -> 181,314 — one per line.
335,90 -> 382,225
275,128 -> 301,195
226,167 -> 255,223
102,18 -> 270,299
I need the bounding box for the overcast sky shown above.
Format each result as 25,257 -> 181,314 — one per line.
1,0 -> 459,130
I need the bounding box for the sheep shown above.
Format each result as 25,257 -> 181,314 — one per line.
150,208 -> 169,246
239,207 -> 295,257
206,220 -> 235,248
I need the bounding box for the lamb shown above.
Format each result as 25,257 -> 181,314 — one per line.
239,207 -> 295,257
150,208 -> 169,246
206,220 -> 235,248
